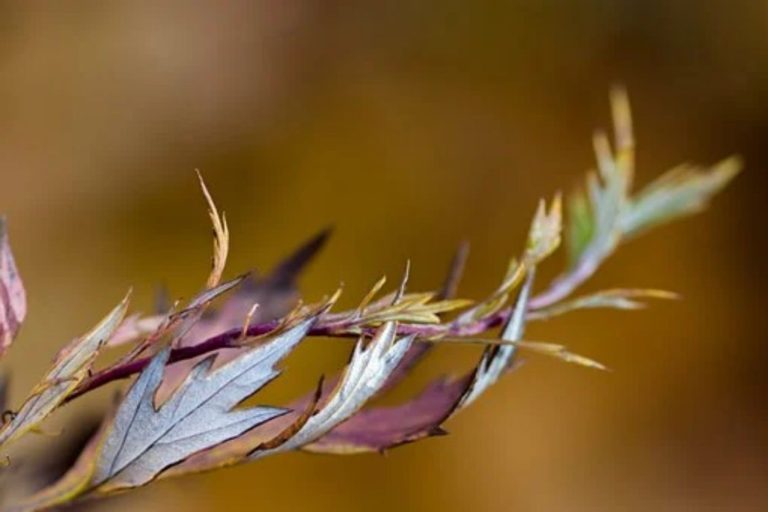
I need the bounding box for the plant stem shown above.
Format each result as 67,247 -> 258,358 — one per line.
67,309 -> 511,403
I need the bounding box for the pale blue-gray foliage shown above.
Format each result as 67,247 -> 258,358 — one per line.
458,271 -> 534,409
93,317 -> 315,489
253,321 -> 415,458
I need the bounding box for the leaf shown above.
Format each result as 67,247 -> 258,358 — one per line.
196,171 -> 229,289
307,207 -> 555,453
92,317 -> 316,491
287,246 -> 472,455
0,218 -> 26,359
5,90 -> 742,511
6,413 -> 114,512
458,270 -> 535,409
0,293 -> 130,449
538,90 -> 739,309
525,195 -> 563,264
529,288 -> 679,320
308,263 -> 536,455
453,259 -> 524,325
305,374 -> 473,454
107,313 -> 165,347
264,227 -> 332,289
154,229 -> 331,400
275,245 -> 472,455
161,322 -> 414,474
252,323 -> 414,457
566,190 -> 594,268
512,341 -> 607,370
621,158 -> 741,237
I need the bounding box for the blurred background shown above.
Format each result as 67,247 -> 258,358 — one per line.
0,1 -> 766,511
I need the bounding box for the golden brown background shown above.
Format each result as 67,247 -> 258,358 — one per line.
0,1 -> 766,511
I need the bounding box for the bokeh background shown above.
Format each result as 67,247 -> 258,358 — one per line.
0,1 -> 766,511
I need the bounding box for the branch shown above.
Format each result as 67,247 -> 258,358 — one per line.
66,310 -> 510,403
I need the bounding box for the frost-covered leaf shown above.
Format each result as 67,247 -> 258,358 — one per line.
0,293 -> 130,449
92,317 -> 315,491
0,218 -> 26,359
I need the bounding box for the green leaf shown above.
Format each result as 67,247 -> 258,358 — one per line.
621,157 -> 741,237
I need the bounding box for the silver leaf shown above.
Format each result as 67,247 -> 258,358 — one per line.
252,321 -> 414,458
94,317 -> 315,489
459,271 -> 534,409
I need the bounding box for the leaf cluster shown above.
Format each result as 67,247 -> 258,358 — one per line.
0,90 -> 739,511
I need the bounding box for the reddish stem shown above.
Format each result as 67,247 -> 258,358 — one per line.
67,310 -> 510,403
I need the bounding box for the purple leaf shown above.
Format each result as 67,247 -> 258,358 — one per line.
0,219 -> 26,358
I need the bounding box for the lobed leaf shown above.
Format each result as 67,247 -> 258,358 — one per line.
92,317 -> 316,491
